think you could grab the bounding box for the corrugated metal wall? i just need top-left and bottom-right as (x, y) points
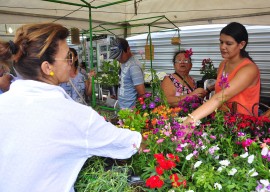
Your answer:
(127, 25), (270, 104)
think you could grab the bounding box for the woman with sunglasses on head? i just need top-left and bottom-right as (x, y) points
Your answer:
(0, 23), (142, 192)
(60, 47), (95, 105)
(161, 49), (207, 107)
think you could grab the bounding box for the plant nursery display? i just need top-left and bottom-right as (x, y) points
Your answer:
(75, 70), (270, 192)
(96, 59), (120, 87)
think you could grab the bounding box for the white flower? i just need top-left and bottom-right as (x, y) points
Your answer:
(219, 160), (230, 166)
(248, 154), (255, 164)
(201, 145), (206, 150)
(214, 183), (222, 190)
(228, 168), (237, 176)
(261, 147), (269, 156)
(260, 179), (270, 186)
(215, 155), (220, 159)
(181, 143), (188, 148)
(217, 166), (225, 172)
(248, 168), (258, 177)
(168, 190), (175, 192)
(202, 132), (208, 138)
(194, 161), (202, 169)
(240, 152), (249, 158)
(186, 190), (194, 192)
(186, 153), (194, 160)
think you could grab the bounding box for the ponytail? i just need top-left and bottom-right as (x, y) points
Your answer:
(240, 49), (253, 62)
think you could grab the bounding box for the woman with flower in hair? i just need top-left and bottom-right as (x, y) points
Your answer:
(0, 23), (142, 192)
(161, 49), (207, 107)
(183, 22), (260, 130)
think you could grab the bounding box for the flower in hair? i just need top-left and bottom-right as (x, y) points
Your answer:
(184, 48), (193, 58)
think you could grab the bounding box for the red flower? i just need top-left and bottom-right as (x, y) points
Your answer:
(166, 153), (180, 162)
(138, 97), (144, 102)
(170, 173), (179, 182)
(184, 48), (193, 58)
(166, 160), (176, 170)
(155, 166), (164, 175)
(170, 174), (185, 188)
(154, 153), (165, 160)
(233, 154), (239, 158)
(146, 175), (164, 189)
(172, 181), (182, 187)
(182, 179), (187, 188)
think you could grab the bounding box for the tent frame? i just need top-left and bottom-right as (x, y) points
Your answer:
(43, 0), (180, 110)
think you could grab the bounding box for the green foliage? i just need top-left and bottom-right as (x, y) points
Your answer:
(96, 60), (120, 86)
(75, 157), (135, 192)
(200, 58), (217, 79)
(117, 109), (148, 132)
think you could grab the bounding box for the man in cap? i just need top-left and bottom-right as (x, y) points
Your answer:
(109, 38), (145, 109)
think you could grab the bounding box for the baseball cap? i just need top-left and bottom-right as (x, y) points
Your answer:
(109, 38), (129, 60)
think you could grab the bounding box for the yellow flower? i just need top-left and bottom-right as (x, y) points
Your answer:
(143, 113), (149, 117)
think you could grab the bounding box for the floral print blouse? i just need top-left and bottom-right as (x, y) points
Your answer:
(168, 74), (196, 96)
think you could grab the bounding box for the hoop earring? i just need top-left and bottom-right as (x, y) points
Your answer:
(49, 71), (54, 76)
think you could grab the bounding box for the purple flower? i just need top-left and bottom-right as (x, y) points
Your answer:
(142, 104), (146, 110)
(149, 102), (156, 109)
(144, 92), (152, 98)
(153, 128), (159, 134)
(237, 132), (246, 137)
(256, 183), (263, 191)
(191, 103), (199, 108)
(175, 130), (185, 137)
(219, 72), (230, 89)
(154, 97), (161, 102)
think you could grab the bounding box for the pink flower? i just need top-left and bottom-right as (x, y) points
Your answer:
(242, 138), (254, 151)
(143, 149), (151, 153)
(264, 138), (270, 144)
(157, 138), (164, 144)
(138, 50), (144, 55)
(210, 135), (216, 140)
(219, 72), (230, 89)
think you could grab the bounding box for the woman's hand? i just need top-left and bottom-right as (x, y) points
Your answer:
(88, 69), (96, 79)
(191, 88), (207, 98)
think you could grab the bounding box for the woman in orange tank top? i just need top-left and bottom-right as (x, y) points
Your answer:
(183, 22), (261, 131)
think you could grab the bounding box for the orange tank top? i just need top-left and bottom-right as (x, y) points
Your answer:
(215, 59), (260, 116)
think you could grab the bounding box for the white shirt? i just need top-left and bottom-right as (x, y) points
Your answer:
(0, 80), (141, 192)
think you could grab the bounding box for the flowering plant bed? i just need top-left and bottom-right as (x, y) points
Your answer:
(118, 94), (270, 191)
(75, 71), (270, 192)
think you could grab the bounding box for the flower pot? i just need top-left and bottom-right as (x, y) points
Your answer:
(109, 85), (118, 98)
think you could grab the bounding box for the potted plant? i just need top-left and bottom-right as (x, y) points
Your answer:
(197, 58), (217, 89)
(96, 59), (120, 97)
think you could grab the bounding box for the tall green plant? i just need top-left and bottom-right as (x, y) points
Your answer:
(96, 60), (120, 87)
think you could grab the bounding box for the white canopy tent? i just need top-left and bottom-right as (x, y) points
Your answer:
(1, 0), (270, 40)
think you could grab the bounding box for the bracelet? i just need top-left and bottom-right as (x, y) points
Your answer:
(188, 113), (197, 123)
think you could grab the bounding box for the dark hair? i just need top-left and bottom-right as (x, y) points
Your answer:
(220, 22), (253, 61)
(172, 50), (192, 64)
(69, 47), (79, 69)
(0, 23), (69, 80)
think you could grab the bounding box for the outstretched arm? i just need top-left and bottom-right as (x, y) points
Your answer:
(184, 63), (259, 125)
